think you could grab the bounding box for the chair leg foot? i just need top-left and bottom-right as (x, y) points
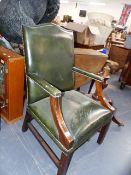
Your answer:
(112, 116), (124, 126)
(22, 112), (32, 132)
(97, 121), (111, 144)
(57, 153), (73, 175)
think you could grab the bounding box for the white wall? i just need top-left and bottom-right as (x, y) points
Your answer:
(58, 1), (131, 26)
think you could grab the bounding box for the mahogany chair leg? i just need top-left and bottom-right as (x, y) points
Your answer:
(97, 121), (111, 144)
(112, 116), (124, 126)
(22, 111), (33, 132)
(57, 152), (73, 175)
(108, 101), (124, 126)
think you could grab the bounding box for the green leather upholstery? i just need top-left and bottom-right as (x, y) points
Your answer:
(28, 73), (62, 97)
(28, 90), (112, 154)
(72, 67), (104, 82)
(22, 23), (112, 155)
(22, 24), (74, 104)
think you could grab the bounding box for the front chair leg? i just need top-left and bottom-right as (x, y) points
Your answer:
(57, 152), (73, 175)
(22, 111), (32, 132)
(97, 121), (111, 144)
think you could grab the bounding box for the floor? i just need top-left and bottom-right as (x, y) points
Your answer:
(0, 73), (131, 175)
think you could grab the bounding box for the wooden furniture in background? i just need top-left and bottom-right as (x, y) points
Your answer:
(74, 48), (107, 89)
(111, 39), (125, 46)
(108, 44), (130, 69)
(0, 46), (24, 123)
(119, 50), (131, 89)
(105, 30), (125, 52)
(74, 42), (104, 50)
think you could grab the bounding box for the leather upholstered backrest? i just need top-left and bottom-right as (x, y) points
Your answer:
(22, 24), (74, 104)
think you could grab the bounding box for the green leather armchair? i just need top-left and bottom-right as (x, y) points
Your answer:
(22, 23), (113, 175)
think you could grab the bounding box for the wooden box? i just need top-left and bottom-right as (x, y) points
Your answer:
(120, 50), (131, 88)
(0, 46), (24, 123)
(109, 44), (130, 69)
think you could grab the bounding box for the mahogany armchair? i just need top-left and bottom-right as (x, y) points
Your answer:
(22, 24), (113, 175)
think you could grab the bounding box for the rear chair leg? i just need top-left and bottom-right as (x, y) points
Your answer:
(97, 121), (111, 144)
(57, 153), (73, 175)
(22, 111), (32, 132)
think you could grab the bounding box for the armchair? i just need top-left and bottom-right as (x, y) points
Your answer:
(22, 23), (113, 175)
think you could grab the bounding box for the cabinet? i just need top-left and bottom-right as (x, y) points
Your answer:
(109, 44), (130, 69)
(0, 46), (24, 123)
(119, 50), (131, 89)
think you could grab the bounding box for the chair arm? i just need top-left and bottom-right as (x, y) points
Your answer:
(72, 67), (104, 82)
(95, 81), (115, 112)
(28, 73), (73, 148)
(50, 96), (74, 149)
(27, 73), (62, 97)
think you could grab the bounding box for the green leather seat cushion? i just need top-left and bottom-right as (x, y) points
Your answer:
(28, 90), (112, 154)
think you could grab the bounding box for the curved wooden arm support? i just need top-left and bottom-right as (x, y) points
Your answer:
(50, 96), (74, 149)
(95, 81), (115, 112)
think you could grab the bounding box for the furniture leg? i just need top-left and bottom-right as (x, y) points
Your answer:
(106, 99), (124, 126)
(120, 82), (126, 90)
(108, 101), (124, 126)
(25, 121), (73, 175)
(27, 122), (59, 167)
(112, 116), (124, 126)
(118, 71), (122, 82)
(88, 79), (95, 94)
(97, 121), (111, 144)
(22, 111), (33, 132)
(57, 153), (73, 175)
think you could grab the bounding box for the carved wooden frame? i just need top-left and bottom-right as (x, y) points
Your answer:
(22, 69), (112, 175)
